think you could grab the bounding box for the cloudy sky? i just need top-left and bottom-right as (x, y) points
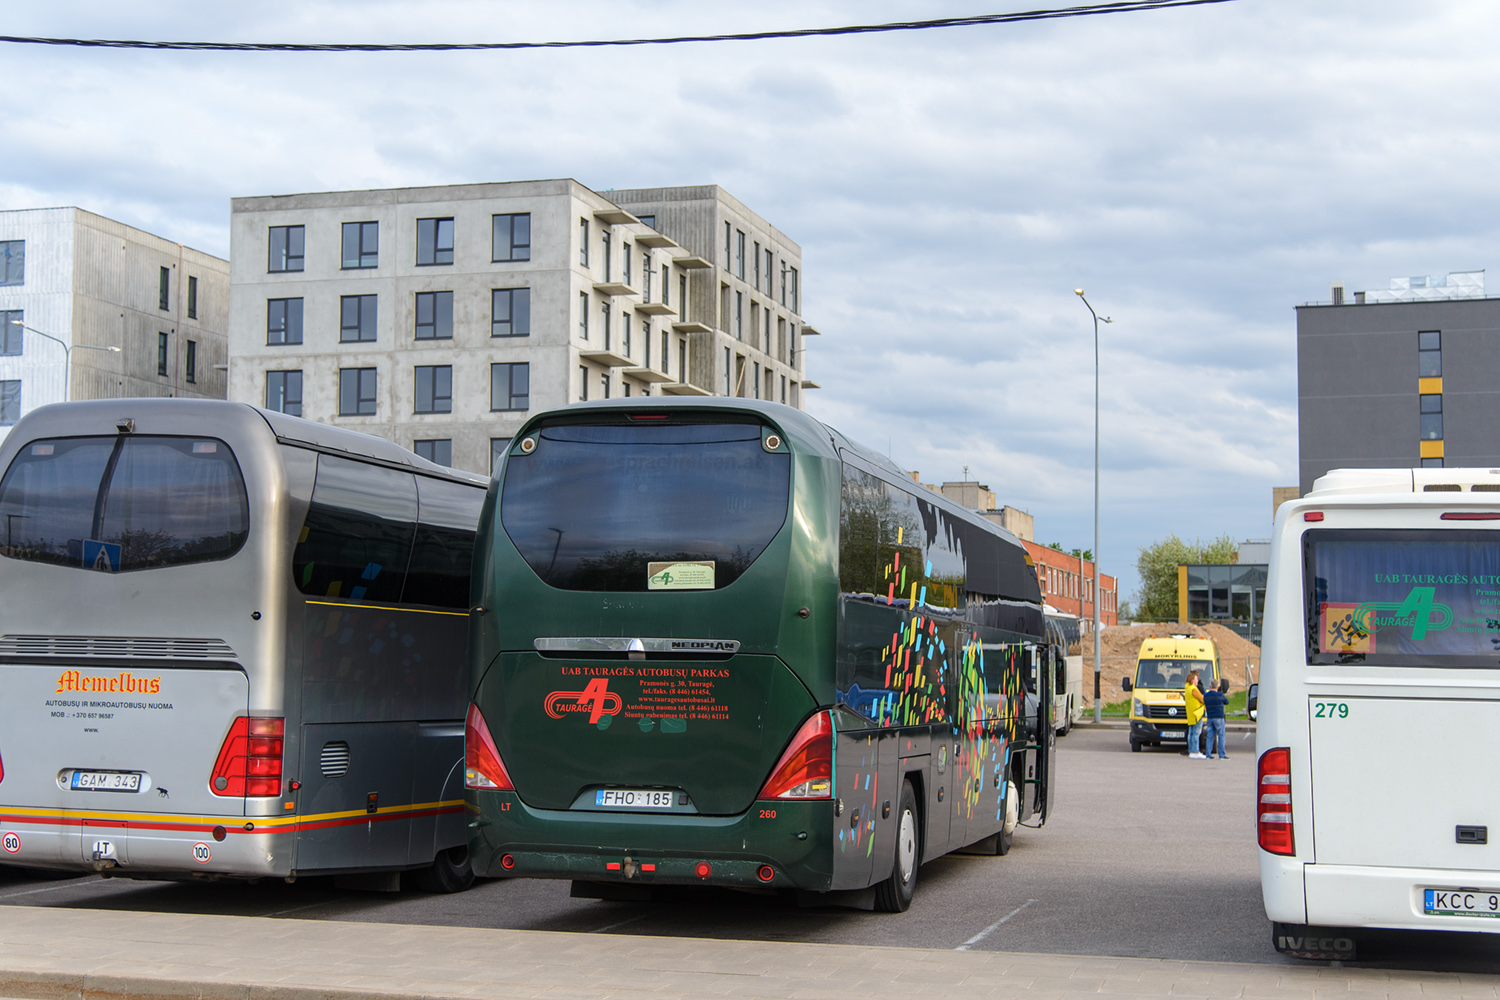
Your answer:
(5, 0), (1497, 603)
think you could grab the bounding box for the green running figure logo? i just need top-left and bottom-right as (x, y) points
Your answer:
(1352, 586), (1453, 641)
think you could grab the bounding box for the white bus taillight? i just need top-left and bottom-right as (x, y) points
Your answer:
(209, 717), (284, 797)
(464, 703), (514, 791)
(1257, 747), (1294, 855)
(759, 711), (833, 800)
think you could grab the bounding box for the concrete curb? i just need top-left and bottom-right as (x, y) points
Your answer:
(0, 969), (398, 1000)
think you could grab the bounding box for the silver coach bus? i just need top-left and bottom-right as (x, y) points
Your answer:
(0, 399), (486, 890)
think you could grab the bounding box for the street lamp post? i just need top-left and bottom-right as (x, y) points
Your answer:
(1074, 290), (1112, 724)
(8, 320), (120, 403)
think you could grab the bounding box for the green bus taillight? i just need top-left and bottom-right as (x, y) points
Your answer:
(758, 711), (833, 800)
(465, 703), (514, 791)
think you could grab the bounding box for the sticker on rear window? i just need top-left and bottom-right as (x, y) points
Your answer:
(648, 561), (715, 590)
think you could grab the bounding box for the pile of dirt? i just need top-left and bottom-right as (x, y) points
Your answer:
(1076, 621), (1261, 706)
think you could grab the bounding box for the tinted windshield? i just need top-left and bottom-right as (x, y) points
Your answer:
(1134, 658), (1214, 689)
(1306, 528), (1500, 667)
(499, 419), (790, 591)
(0, 435), (249, 572)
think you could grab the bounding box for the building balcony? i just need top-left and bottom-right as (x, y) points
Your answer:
(661, 381), (712, 396)
(635, 301), (677, 316)
(802, 324), (822, 336)
(671, 321), (713, 334)
(674, 255), (713, 270)
(636, 233), (679, 249)
(623, 366), (674, 384)
(579, 348), (634, 368)
(595, 208), (636, 225)
(592, 281), (637, 297)
(801, 380), (821, 389)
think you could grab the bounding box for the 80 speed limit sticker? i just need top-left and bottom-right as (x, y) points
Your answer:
(1, 831), (19, 853)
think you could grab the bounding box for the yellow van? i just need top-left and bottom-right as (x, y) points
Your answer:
(1122, 635), (1219, 753)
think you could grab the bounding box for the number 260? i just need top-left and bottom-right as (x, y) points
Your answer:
(1314, 702), (1349, 719)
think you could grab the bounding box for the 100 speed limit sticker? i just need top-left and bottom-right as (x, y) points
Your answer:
(191, 842), (212, 864)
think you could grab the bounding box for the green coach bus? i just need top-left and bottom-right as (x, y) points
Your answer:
(464, 398), (1053, 910)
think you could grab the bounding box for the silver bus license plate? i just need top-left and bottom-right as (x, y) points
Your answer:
(1425, 889), (1500, 917)
(595, 788), (674, 809)
(71, 771), (142, 792)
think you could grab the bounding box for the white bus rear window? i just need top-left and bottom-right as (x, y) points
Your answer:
(1305, 529), (1500, 667)
(0, 435), (249, 572)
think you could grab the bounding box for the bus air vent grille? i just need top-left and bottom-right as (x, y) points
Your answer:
(320, 742), (351, 778)
(0, 635), (237, 660)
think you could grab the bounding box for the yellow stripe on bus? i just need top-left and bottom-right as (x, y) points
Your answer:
(304, 599), (470, 617)
(0, 799), (465, 828)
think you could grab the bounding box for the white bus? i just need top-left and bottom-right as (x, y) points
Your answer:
(1259, 467), (1500, 959)
(0, 399), (487, 891)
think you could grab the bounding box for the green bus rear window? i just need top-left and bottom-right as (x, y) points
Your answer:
(499, 421), (789, 591)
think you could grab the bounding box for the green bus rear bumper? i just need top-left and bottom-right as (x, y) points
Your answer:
(468, 791), (836, 890)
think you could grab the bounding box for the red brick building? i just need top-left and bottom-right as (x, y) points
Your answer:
(1022, 540), (1118, 632)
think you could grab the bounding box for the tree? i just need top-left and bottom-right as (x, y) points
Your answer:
(1135, 533), (1238, 620)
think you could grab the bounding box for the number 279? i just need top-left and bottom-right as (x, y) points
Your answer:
(1314, 702), (1349, 719)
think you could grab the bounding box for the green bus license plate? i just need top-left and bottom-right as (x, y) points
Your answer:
(595, 789), (674, 809)
(71, 770), (141, 792)
(1425, 889), (1500, 917)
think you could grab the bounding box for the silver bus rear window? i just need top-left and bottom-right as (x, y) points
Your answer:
(0, 435), (249, 572)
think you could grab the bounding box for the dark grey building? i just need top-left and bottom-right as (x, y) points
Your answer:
(1296, 271), (1499, 494)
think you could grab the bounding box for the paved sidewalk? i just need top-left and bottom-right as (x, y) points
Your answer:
(0, 905), (1493, 1000)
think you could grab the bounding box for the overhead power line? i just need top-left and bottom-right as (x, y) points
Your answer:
(0, 0), (1239, 53)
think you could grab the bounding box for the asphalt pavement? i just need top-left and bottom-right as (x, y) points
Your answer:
(3, 725), (1498, 975)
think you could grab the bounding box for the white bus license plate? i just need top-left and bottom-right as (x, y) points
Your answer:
(595, 788), (674, 809)
(1424, 889), (1500, 917)
(71, 771), (141, 792)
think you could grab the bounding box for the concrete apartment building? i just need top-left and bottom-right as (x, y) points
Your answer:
(228, 179), (814, 476)
(0, 207), (229, 444)
(1297, 269), (1500, 494)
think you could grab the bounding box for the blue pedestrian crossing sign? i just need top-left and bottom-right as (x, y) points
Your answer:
(83, 540), (121, 573)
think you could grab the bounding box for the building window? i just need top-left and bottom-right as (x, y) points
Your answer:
(735, 291), (743, 340)
(623, 313), (632, 358)
(157, 332), (169, 376)
(0, 380), (18, 423)
(0, 311), (20, 355)
(339, 367), (377, 416)
(661, 330), (670, 375)
(723, 221), (732, 270)
(491, 362), (530, 411)
(579, 291), (589, 340)
(416, 217), (454, 265)
(185, 340), (197, 383)
(735, 230), (746, 280)
(579, 217), (590, 267)
(266, 370), (302, 416)
(267, 298), (303, 345)
(493, 213), (532, 262)
(415, 365), (453, 414)
(159, 267), (171, 311)
(662, 264), (670, 305)
(187, 276), (198, 319)
(637, 214), (655, 228)
(1420, 393), (1443, 440)
(490, 437), (512, 476)
(1422, 458), (1445, 468)
(679, 339), (687, 383)
(414, 290), (453, 340)
(601, 302), (611, 349)
(642, 253), (650, 301)
(1419, 330), (1441, 377)
(601, 230), (611, 281)
(268, 226), (304, 273)
(679, 274), (687, 320)
(788, 266), (799, 314)
(723, 346), (731, 395)
(753, 241), (761, 289)
(492, 288), (530, 337)
(340, 295), (377, 342)
(764, 248), (773, 295)
(580, 364), (589, 401)
(342, 221), (379, 269)
(624, 241), (632, 284)
(414, 439), (452, 467)
(601, 372), (610, 399)
(764, 309), (772, 352)
(781, 374), (787, 404)
(753, 361), (761, 399)
(0, 240), (24, 286)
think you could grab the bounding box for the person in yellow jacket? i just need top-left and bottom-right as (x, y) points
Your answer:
(1184, 669), (1207, 758)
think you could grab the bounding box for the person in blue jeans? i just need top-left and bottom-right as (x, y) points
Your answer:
(1203, 678), (1230, 759)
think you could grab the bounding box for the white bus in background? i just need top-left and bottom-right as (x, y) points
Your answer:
(1258, 467), (1500, 959)
(1044, 607), (1083, 734)
(0, 400), (487, 891)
